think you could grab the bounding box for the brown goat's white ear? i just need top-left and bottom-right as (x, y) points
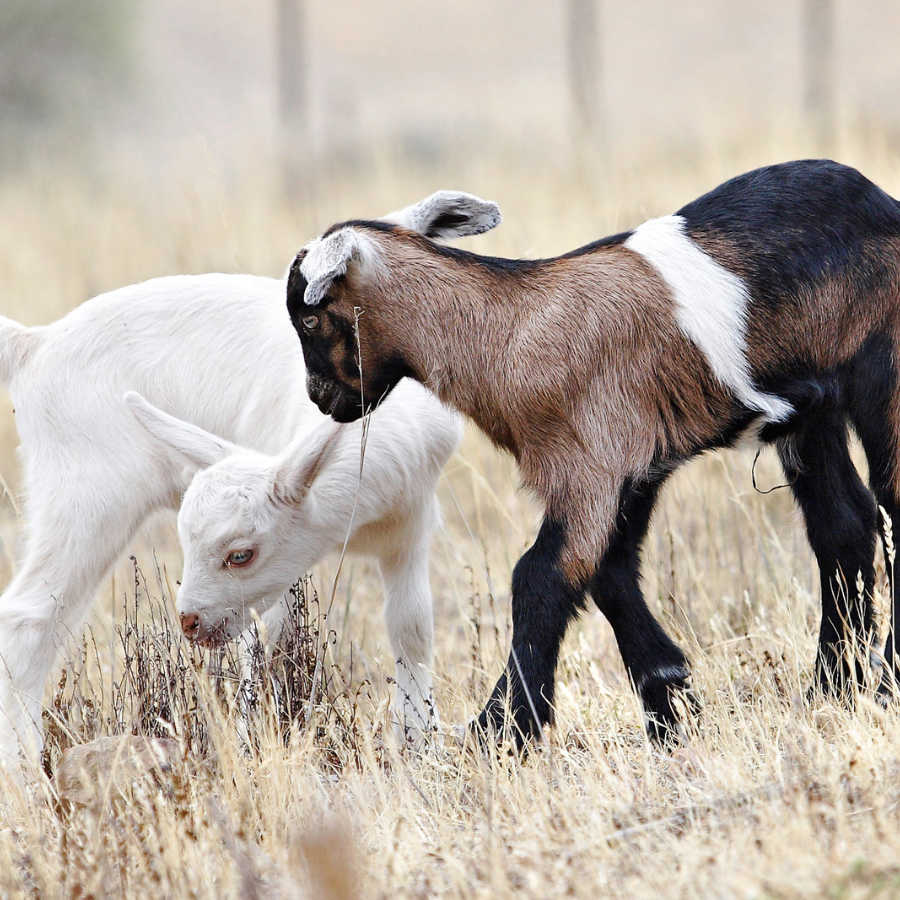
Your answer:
(301, 228), (375, 306)
(273, 419), (344, 505)
(383, 190), (502, 240)
(125, 392), (236, 483)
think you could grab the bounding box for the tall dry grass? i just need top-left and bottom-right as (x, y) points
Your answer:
(2, 134), (900, 897)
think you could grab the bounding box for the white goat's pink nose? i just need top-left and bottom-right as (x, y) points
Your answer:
(180, 612), (200, 639)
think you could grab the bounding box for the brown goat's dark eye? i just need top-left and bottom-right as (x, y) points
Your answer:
(302, 314), (319, 331)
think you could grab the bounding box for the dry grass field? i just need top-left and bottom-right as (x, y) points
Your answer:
(3, 134), (900, 897)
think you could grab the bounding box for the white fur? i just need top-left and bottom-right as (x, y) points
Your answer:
(129, 384), (460, 750)
(625, 216), (793, 422)
(0, 274), (462, 773)
(299, 190), (502, 307)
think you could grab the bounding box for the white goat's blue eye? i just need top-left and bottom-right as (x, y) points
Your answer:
(225, 548), (255, 568)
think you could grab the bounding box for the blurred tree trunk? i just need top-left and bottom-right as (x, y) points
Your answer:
(277, 0), (306, 191)
(566, 0), (603, 153)
(803, 0), (835, 153)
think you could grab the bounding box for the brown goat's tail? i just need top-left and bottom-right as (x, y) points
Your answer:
(0, 316), (39, 385)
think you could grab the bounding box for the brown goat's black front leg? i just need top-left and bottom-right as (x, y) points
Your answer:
(590, 477), (694, 742)
(474, 517), (585, 746)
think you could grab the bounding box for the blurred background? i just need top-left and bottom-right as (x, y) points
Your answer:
(4, 0), (900, 196)
(2, 0), (900, 735)
(3, 0), (900, 300)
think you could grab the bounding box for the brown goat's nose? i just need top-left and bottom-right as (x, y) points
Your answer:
(180, 612), (200, 638)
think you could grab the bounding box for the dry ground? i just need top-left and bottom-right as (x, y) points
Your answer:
(3, 136), (900, 897)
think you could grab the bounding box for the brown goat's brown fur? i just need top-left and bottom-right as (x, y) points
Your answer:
(327, 229), (742, 582)
(316, 225), (900, 585)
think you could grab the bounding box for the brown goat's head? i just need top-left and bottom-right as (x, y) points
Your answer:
(286, 191), (501, 422)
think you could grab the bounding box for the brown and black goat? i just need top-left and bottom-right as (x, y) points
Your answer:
(286, 162), (900, 744)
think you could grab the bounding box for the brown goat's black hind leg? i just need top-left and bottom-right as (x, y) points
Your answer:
(590, 476), (695, 744)
(779, 405), (878, 700)
(474, 517), (584, 748)
(847, 332), (900, 699)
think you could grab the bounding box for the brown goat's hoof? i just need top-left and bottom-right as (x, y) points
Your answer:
(639, 665), (698, 747)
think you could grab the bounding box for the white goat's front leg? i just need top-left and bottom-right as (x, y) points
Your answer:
(377, 519), (439, 749)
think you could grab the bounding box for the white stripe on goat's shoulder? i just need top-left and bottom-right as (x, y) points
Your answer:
(625, 215), (792, 422)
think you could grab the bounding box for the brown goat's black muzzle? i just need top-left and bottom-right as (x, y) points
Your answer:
(306, 373), (364, 423)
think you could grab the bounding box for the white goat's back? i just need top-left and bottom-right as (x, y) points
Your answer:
(9, 275), (318, 457)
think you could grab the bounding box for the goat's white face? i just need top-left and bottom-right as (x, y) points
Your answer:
(125, 392), (341, 647)
(175, 458), (306, 645)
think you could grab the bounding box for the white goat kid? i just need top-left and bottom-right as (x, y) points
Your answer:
(126, 386), (459, 747)
(0, 273), (460, 774)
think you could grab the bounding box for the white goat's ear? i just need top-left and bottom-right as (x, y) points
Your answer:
(125, 392), (236, 481)
(301, 228), (372, 307)
(383, 190), (502, 240)
(273, 419), (344, 506)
